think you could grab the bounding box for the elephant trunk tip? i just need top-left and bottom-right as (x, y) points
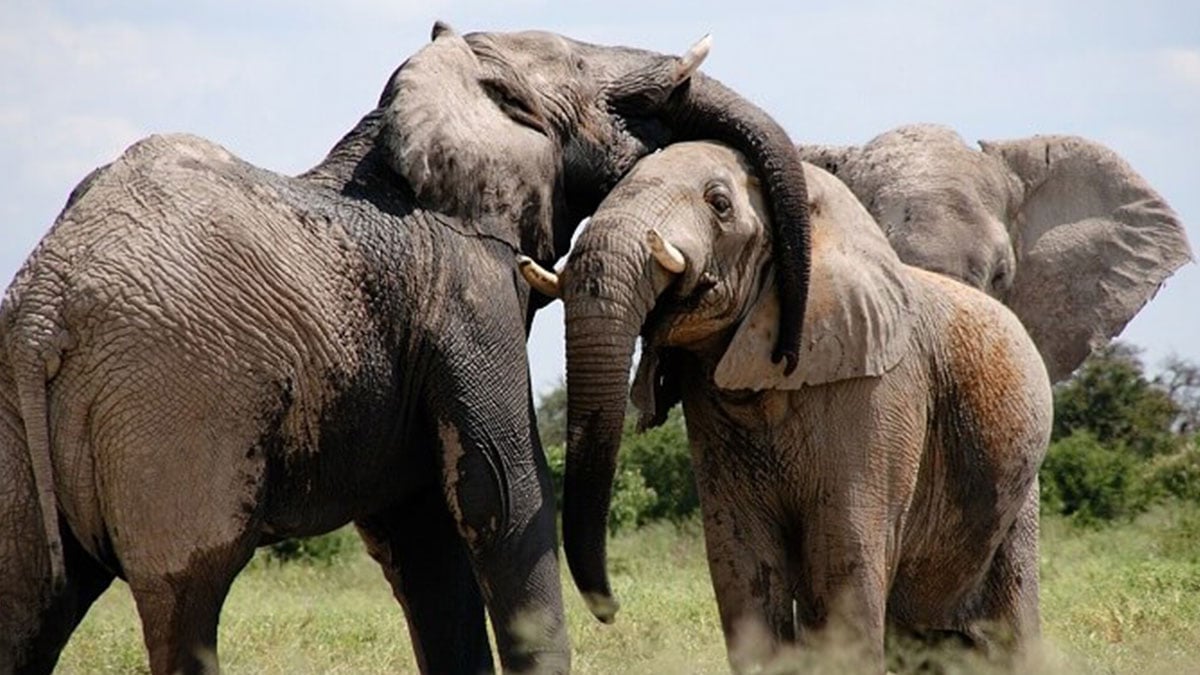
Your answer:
(583, 591), (620, 624)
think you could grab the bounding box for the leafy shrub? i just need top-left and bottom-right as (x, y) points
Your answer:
(1053, 343), (1180, 459)
(1142, 442), (1200, 504)
(609, 465), (658, 533)
(1040, 430), (1147, 525)
(264, 528), (356, 565)
(542, 406), (698, 533)
(620, 408), (698, 524)
(545, 441), (567, 506)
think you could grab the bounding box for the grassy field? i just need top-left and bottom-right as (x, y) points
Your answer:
(56, 505), (1200, 674)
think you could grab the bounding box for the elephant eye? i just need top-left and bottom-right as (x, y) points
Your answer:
(704, 185), (733, 219)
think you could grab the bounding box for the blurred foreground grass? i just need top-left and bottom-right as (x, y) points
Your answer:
(57, 505), (1200, 673)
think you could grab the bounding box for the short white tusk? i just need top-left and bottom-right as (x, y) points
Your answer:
(676, 34), (712, 81)
(646, 229), (687, 274)
(517, 255), (560, 297)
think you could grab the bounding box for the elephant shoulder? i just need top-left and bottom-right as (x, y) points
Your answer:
(104, 134), (249, 185)
(59, 134), (267, 223)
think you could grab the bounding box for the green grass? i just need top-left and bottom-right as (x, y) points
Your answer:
(56, 506), (1200, 673)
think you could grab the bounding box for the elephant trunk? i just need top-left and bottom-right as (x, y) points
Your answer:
(561, 226), (661, 623)
(658, 73), (810, 372)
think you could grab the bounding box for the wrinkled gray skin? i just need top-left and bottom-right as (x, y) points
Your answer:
(0, 23), (812, 675)
(798, 124), (1192, 382)
(554, 142), (1053, 672)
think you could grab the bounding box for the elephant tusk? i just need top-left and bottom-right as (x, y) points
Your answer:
(676, 34), (712, 82)
(517, 255), (560, 297)
(646, 229), (687, 274)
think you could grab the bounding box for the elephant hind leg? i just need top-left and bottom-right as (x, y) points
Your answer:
(2, 518), (115, 674)
(356, 485), (493, 675)
(951, 485), (1042, 667)
(127, 536), (257, 675)
(106, 435), (266, 674)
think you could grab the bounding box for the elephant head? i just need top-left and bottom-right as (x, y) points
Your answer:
(342, 23), (810, 355)
(311, 23), (815, 626)
(798, 124), (1192, 381)
(522, 142), (897, 623)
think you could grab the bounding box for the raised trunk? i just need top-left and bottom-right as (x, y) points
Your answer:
(561, 230), (660, 622)
(659, 73), (810, 373)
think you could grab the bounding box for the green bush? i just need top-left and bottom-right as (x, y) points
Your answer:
(542, 406), (698, 533)
(609, 465), (658, 533)
(619, 408), (698, 524)
(1040, 430), (1147, 525)
(263, 528), (356, 565)
(1052, 343), (1180, 459)
(1142, 442), (1200, 504)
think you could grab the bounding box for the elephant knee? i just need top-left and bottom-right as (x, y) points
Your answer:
(438, 422), (505, 550)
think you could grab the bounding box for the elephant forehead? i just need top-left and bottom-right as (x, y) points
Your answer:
(649, 142), (744, 169)
(466, 30), (572, 58)
(629, 142), (755, 188)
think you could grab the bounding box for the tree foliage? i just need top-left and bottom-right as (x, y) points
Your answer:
(1155, 354), (1200, 435)
(1042, 342), (1200, 526)
(537, 382), (697, 532)
(1052, 343), (1180, 459)
(1039, 430), (1147, 525)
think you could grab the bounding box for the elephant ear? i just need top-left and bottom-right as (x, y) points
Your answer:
(382, 24), (560, 257)
(980, 136), (1193, 381)
(714, 164), (915, 390)
(629, 345), (685, 431)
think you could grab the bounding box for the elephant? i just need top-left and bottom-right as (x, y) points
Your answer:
(522, 142), (1054, 671)
(0, 22), (816, 674)
(797, 124), (1192, 382)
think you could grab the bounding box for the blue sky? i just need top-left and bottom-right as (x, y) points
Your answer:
(2, 1), (1197, 396)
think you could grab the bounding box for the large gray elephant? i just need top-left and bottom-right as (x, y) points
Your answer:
(524, 142), (1053, 671)
(798, 124), (1192, 382)
(0, 23), (815, 674)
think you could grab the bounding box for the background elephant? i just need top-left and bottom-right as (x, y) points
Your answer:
(538, 142), (1053, 671)
(0, 23), (815, 674)
(798, 124), (1192, 382)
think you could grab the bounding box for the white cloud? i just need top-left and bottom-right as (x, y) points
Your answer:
(1159, 48), (1200, 90)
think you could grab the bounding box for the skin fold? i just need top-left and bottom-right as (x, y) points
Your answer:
(798, 124), (1192, 383)
(548, 142), (1055, 672)
(0, 23), (812, 675)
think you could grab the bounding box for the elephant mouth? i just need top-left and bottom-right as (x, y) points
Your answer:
(641, 273), (728, 347)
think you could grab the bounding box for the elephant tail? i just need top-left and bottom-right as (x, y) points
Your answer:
(10, 340), (66, 593)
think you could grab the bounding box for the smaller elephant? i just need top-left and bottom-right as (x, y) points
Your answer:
(798, 124), (1192, 382)
(524, 142), (1054, 671)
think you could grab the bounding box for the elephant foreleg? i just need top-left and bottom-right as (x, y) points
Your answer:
(355, 486), (493, 675)
(438, 415), (566, 673)
(430, 350), (568, 673)
(790, 506), (890, 671)
(698, 501), (795, 674)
